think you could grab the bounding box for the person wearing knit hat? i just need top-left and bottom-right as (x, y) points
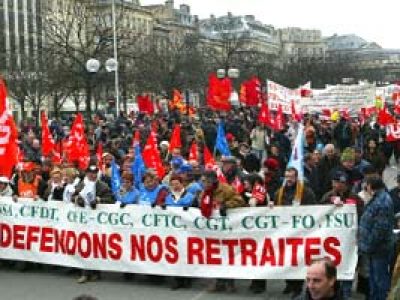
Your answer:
(263, 158), (280, 171)
(341, 147), (355, 162)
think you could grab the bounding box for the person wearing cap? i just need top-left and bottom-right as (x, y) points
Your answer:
(0, 176), (13, 197)
(267, 144), (288, 173)
(73, 164), (114, 284)
(182, 161), (203, 202)
(325, 147), (363, 196)
(321, 171), (363, 213)
(262, 158), (282, 201)
(12, 161), (47, 200)
(73, 164), (114, 209)
(162, 156), (185, 185)
(159, 141), (170, 162)
(220, 156), (244, 187)
(358, 174), (395, 300)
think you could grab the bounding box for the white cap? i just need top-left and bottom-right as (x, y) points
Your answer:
(0, 176), (10, 184)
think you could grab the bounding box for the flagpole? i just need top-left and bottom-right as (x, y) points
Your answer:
(111, 0), (120, 116)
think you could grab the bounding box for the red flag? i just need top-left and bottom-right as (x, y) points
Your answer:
(377, 106), (395, 126)
(258, 101), (271, 126)
(252, 183), (266, 204)
(203, 146), (226, 183)
(96, 142), (103, 170)
(66, 113), (90, 170)
(0, 114), (18, 178)
(207, 73), (232, 111)
(168, 124), (181, 152)
(232, 176), (244, 193)
(300, 82), (312, 97)
(240, 77), (261, 106)
(386, 122), (400, 142)
(169, 89), (184, 110)
(41, 112), (56, 157)
(188, 141), (197, 161)
(142, 130), (165, 179)
(291, 100), (302, 122)
(0, 77), (7, 115)
(137, 94), (154, 115)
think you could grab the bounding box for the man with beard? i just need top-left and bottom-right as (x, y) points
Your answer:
(273, 167), (316, 297)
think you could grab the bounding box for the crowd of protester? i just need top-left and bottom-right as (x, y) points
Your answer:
(1, 106), (400, 300)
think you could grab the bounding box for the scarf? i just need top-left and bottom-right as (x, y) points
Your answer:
(200, 182), (218, 218)
(276, 181), (304, 206)
(170, 189), (185, 202)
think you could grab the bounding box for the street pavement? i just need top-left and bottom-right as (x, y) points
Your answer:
(0, 267), (364, 300)
(0, 164), (397, 300)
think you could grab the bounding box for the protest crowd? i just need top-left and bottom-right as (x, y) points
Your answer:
(1, 77), (400, 300)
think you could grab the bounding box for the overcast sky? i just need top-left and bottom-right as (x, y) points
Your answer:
(141, 0), (400, 49)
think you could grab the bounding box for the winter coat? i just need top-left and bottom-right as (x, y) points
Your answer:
(74, 180), (115, 204)
(317, 155), (340, 195)
(295, 285), (344, 300)
(358, 189), (394, 257)
(199, 182), (247, 209)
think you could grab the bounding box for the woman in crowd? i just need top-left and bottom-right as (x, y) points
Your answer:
(114, 172), (139, 207)
(137, 170), (169, 206)
(43, 167), (65, 201)
(62, 167), (81, 203)
(164, 174), (195, 290)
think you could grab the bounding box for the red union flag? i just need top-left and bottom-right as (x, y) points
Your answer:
(40, 112), (56, 157)
(142, 130), (165, 179)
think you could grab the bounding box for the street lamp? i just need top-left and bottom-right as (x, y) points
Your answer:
(86, 57), (119, 114)
(217, 68), (240, 107)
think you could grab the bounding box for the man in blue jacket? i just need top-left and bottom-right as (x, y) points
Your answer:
(358, 174), (395, 300)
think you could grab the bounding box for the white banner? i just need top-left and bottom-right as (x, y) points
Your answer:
(267, 80), (301, 114)
(0, 198), (358, 280)
(301, 83), (376, 114)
